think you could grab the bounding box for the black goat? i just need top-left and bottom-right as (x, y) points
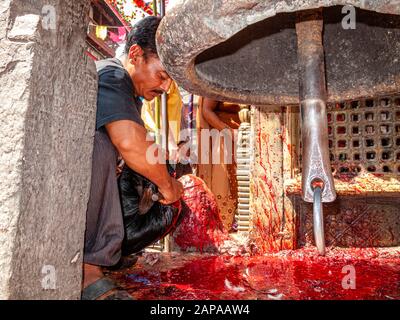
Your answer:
(118, 165), (186, 255)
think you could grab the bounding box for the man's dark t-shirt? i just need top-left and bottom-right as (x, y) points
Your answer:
(95, 58), (144, 130)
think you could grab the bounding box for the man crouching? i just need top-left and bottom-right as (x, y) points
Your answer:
(81, 16), (183, 300)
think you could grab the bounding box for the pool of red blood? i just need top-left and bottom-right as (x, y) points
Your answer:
(107, 247), (400, 300)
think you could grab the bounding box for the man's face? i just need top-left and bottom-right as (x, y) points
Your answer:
(131, 53), (172, 101)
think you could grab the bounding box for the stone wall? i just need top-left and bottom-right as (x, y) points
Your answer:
(0, 0), (97, 299)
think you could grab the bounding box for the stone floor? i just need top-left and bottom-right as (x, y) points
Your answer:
(105, 246), (400, 300)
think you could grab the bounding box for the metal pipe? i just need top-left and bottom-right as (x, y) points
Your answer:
(296, 9), (336, 256)
(160, 0), (166, 17)
(154, 96), (161, 144)
(161, 92), (168, 153)
(188, 94), (194, 130)
(295, 9), (336, 204)
(153, 0), (161, 144)
(152, 0), (158, 16)
(160, 0), (168, 155)
(159, 0), (171, 253)
(313, 186), (325, 255)
(187, 94), (195, 165)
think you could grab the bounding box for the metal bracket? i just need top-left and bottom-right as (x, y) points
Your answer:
(296, 10), (337, 203)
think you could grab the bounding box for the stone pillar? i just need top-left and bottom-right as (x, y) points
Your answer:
(249, 106), (297, 253)
(0, 0), (97, 299)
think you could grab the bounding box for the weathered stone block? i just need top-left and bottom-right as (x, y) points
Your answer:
(250, 106), (291, 252)
(0, 0), (97, 299)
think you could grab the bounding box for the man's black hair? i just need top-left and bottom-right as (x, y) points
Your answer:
(125, 16), (162, 58)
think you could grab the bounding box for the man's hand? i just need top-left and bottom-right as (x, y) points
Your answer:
(158, 177), (184, 205)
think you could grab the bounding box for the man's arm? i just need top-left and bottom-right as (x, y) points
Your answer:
(201, 98), (233, 131)
(105, 120), (183, 204)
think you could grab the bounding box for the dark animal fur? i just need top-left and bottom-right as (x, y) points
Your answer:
(118, 165), (186, 255)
